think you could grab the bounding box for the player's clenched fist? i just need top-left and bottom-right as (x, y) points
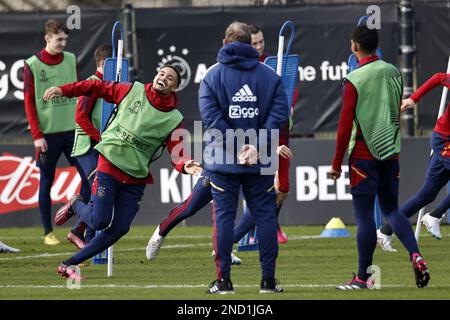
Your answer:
(401, 98), (416, 112)
(327, 168), (341, 181)
(43, 87), (63, 101)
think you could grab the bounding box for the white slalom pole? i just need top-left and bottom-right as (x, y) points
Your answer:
(437, 56), (450, 118)
(415, 210), (425, 242)
(107, 237), (113, 277)
(107, 39), (124, 278)
(115, 39), (123, 82)
(276, 35), (284, 76)
(415, 55), (450, 242)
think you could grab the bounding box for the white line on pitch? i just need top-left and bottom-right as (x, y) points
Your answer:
(0, 234), (344, 241)
(0, 251), (74, 261)
(0, 234), (213, 240)
(0, 283), (420, 290)
(0, 235), (334, 261)
(0, 243), (213, 261)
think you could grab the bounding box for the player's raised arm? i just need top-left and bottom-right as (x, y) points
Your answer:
(43, 80), (132, 106)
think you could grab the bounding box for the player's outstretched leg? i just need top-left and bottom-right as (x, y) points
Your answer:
(146, 226), (165, 260)
(411, 252), (430, 288)
(421, 212), (443, 240)
(379, 192), (430, 289)
(376, 229), (397, 252)
(57, 182), (144, 278)
(0, 241), (20, 253)
(67, 219), (88, 250)
(54, 195), (83, 226)
(146, 174), (213, 260)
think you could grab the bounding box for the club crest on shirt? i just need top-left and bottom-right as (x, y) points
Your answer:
(201, 176), (211, 187)
(38, 153), (47, 164)
(97, 186), (106, 198)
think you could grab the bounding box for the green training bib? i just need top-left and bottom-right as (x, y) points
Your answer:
(95, 82), (183, 178)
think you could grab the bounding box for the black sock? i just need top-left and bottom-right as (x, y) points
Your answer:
(70, 228), (85, 239)
(430, 209), (444, 219)
(380, 223), (393, 236)
(63, 258), (77, 266)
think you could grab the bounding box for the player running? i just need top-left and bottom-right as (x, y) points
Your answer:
(67, 44), (112, 250)
(146, 145), (292, 264)
(43, 65), (202, 278)
(377, 72), (450, 249)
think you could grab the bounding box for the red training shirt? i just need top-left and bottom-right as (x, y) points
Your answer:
(74, 70), (104, 142)
(410, 73), (450, 136)
(59, 80), (189, 184)
(24, 48), (79, 140)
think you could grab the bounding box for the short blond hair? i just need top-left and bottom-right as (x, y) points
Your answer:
(224, 21), (251, 45)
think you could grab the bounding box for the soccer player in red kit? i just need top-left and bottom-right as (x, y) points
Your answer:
(43, 65), (202, 278)
(24, 19), (90, 246)
(378, 73), (450, 245)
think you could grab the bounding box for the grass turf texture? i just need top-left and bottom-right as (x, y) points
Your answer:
(0, 225), (449, 300)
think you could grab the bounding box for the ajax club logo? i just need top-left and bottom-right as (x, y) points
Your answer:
(156, 45), (191, 92)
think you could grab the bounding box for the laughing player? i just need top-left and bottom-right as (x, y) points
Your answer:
(43, 65), (202, 278)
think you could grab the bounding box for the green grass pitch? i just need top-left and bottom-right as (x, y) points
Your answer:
(1, 225), (449, 300)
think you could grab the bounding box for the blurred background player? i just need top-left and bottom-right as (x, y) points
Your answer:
(145, 145), (292, 263)
(0, 240), (20, 253)
(377, 72), (450, 248)
(43, 66), (202, 278)
(67, 44), (112, 250)
(328, 25), (430, 289)
(200, 21), (288, 294)
(23, 19), (90, 246)
(245, 24), (294, 244)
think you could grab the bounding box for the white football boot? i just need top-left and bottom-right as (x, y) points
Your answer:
(0, 240), (20, 253)
(376, 229), (397, 252)
(211, 250), (242, 265)
(421, 213), (442, 240)
(146, 226), (165, 260)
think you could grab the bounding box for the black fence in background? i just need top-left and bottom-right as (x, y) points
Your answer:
(0, 3), (448, 138)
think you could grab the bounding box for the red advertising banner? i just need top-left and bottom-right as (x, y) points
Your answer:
(0, 153), (81, 215)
